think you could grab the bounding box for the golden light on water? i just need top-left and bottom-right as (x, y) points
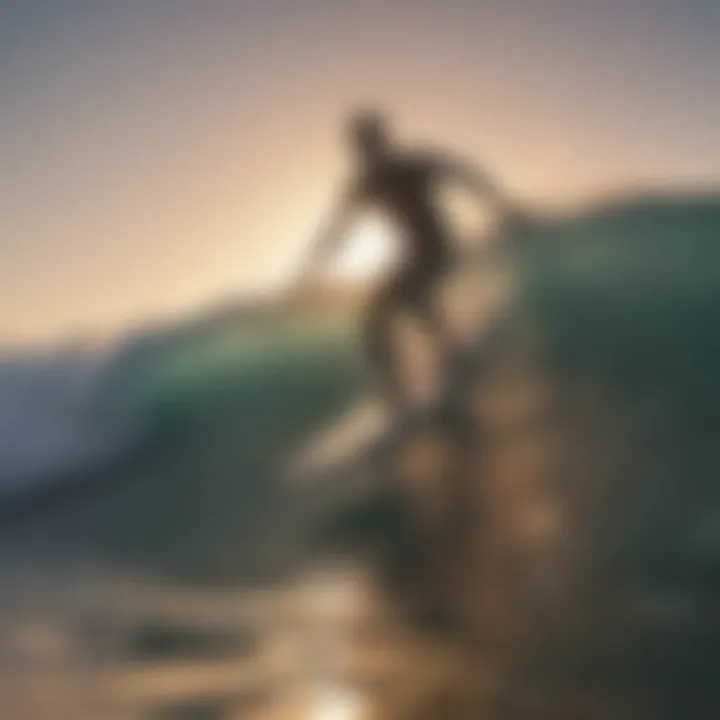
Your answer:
(314, 683), (368, 720)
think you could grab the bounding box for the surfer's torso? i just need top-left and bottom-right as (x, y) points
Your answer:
(353, 152), (451, 264)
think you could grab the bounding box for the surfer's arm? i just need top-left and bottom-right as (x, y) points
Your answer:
(437, 155), (531, 236)
(431, 153), (530, 248)
(438, 156), (506, 208)
(299, 185), (363, 284)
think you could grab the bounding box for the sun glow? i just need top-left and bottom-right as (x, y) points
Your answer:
(314, 683), (367, 720)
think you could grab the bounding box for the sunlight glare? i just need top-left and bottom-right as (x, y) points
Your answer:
(314, 682), (368, 720)
(329, 216), (397, 280)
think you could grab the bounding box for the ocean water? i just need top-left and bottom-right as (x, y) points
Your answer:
(2, 195), (720, 718)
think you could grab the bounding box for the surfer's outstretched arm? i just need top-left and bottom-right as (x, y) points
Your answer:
(437, 155), (530, 240)
(439, 156), (507, 208)
(298, 186), (362, 286)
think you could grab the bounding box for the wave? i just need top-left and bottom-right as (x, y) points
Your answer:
(0, 344), (133, 493)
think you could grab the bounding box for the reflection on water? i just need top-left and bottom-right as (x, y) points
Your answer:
(0, 561), (395, 720)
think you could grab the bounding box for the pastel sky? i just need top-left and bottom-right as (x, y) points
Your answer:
(1, 0), (718, 342)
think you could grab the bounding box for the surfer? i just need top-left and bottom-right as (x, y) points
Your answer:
(297, 110), (515, 408)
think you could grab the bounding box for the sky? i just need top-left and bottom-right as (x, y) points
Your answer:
(0, 0), (718, 343)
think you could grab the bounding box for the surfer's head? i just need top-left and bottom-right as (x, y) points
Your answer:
(348, 109), (391, 163)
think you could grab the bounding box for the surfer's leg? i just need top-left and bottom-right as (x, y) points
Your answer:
(409, 262), (455, 359)
(404, 260), (468, 406)
(362, 271), (412, 406)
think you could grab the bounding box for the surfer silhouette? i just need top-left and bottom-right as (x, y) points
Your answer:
(298, 111), (512, 408)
